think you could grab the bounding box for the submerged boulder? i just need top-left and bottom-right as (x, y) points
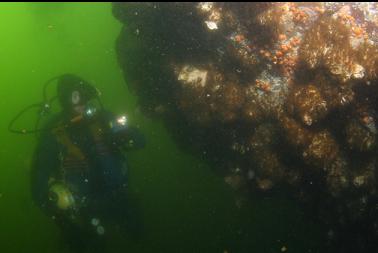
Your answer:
(113, 2), (378, 251)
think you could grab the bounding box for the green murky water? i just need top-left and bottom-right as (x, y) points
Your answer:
(0, 3), (324, 253)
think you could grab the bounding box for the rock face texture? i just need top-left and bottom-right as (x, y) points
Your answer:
(113, 3), (378, 251)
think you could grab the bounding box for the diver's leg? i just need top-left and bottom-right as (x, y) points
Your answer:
(57, 218), (107, 253)
(56, 218), (89, 253)
(95, 155), (143, 239)
(110, 190), (144, 241)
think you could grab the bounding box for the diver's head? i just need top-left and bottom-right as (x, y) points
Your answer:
(57, 74), (98, 115)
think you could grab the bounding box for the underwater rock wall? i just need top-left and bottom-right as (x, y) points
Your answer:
(113, 3), (378, 251)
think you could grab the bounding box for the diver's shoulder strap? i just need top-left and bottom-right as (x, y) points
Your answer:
(51, 123), (86, 161)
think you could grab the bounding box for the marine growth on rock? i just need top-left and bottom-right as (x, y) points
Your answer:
(113, 3), (378, 252)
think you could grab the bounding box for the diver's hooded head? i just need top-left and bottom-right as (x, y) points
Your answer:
(57, 74), (97, 115)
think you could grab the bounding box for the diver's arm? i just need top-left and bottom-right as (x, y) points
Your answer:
(31, 132), (60, 213)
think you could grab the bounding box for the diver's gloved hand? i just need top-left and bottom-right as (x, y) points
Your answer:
(108, 115), (146, 150)
(48, 182), (76, 211)
(117, 126), (146, 150)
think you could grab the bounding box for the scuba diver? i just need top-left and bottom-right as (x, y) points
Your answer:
(12, 74), (145, 252)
